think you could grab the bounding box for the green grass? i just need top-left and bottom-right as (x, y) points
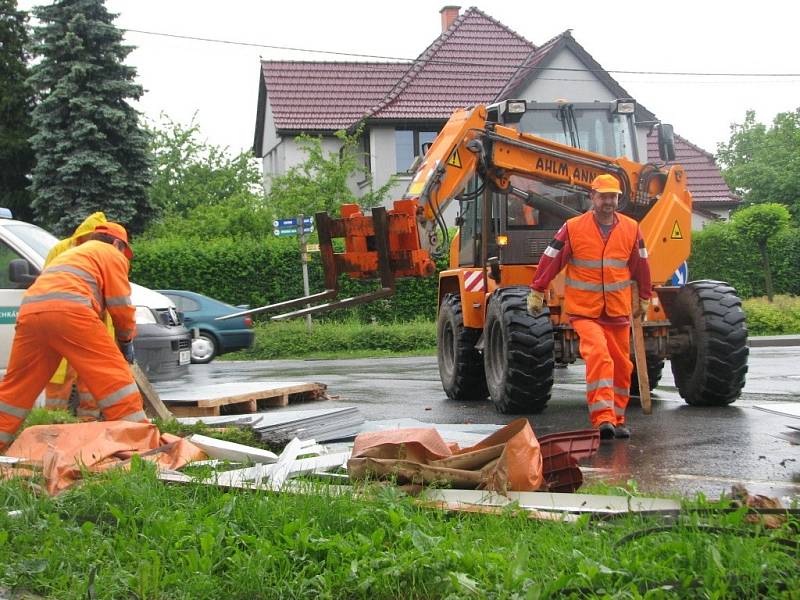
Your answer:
(0, 463), (797, 599)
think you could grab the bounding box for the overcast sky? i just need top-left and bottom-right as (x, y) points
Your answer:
(19, 0), (800, 157)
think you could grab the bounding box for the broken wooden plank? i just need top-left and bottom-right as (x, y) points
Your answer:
(187, 434), (278, 464)
(261, 437), (304, 489)
(131, 363), (173, 420)
(214, 452), (350, 487)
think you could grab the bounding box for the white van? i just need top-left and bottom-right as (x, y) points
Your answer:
(0, 214), (191, 381)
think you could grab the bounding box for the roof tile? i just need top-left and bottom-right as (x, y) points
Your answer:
(647, 132), (740, 206)
(261, 61), (409, 131)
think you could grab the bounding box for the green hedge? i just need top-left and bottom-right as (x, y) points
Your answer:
(742, 295), (800, 336)
(130, 236), (448, 323)
(689, 224), (800, 297)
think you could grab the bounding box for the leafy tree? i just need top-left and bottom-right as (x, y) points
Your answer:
(27, 0), (152, 236)
(731, 203), (791, 301)
(142, 115), (269, 240)
(717, 109), (800, 219)
(267, 126), (393, 219)
(0, 0), (35, 221)
(147, 115), (263, 217)
(142, 193), (274, 242)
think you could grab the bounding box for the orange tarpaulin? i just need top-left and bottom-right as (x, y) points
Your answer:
(348, 418), (544, 492)
(2, 422), (205, 495)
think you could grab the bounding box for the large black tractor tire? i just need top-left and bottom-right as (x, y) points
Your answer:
(483, 286), (555, 414)
(437, 294), (488, 401)
(668, 280), (748, 406)
(630, 356), (665, 397)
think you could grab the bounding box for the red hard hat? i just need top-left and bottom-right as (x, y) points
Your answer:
(94, 222), (133, 260)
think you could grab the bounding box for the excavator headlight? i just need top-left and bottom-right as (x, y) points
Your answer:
(497, 99), (527, 124)
(614, 99), (636, 114)
(495, 234), (509, 246)
(506, 100), (527, 114)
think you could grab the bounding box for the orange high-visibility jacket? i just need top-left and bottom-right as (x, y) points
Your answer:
(564, 211), (639, 318)
(20, 240), (136, 342)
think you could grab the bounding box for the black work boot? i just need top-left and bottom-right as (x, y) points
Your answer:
(614, 424), (631, 439)
(598, 422), (616, 440)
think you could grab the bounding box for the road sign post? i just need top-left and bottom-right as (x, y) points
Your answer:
(273, 215), (315, 332)
(298, 213), (312, 333)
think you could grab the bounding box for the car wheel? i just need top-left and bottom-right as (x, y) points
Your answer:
(191, 332), (218, 364)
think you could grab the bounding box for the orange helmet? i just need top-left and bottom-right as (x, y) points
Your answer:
(94, 222), (133, 260)
(590, 174), (622, 194)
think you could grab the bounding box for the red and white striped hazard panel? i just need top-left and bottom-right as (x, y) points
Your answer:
(463, 271), (485, 292)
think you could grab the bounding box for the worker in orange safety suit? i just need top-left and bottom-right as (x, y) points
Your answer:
(527, 174), (652, 440)
(0, 223), (146, 451)
(43, 212), (111, 420)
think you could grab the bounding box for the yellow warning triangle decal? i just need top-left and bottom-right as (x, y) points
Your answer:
(670, 220), (683, 239)
(447, 149), (462, 168)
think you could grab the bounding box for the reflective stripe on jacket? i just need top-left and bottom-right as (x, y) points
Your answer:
(564, 212), (638, 318)
(20, 240), (136, 342)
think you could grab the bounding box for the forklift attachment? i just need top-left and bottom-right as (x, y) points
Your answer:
(216, 206), (404, 322)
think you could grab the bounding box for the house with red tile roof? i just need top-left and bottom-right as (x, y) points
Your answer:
(254, 6), (738, 228)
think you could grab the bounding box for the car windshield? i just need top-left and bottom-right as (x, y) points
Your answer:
(3, 222), (58, 259)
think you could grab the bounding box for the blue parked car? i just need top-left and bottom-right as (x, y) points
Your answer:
(158, 290), (255, 364)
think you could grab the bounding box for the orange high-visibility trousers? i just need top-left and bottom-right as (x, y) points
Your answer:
(44, 365), (76, 412)
(45, 361), (101, 421)
(572, 318), (632, 428)
(0, 309), (146, 450)
(45, 371), (100, 421)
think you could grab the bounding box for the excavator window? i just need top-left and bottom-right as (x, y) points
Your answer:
(518, 106), (637, 160)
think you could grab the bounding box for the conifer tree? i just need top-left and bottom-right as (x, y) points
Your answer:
(0, 0), (36, 221)
(28, 0), (152, 235)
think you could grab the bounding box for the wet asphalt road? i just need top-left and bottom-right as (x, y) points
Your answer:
(158, 346), (800, 501)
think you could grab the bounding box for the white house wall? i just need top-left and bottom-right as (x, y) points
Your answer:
(516, 47), (651, 162)
(369, 126), (412, 203)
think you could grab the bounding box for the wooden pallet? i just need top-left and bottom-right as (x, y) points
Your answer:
(158, 381), (328, 417)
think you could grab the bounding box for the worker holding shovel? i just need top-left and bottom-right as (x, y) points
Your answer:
(527, 174), (652, 440)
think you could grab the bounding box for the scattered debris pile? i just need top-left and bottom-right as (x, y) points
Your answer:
(347, 418), (599, 493)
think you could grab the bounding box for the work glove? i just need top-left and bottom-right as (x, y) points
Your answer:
(119, 340), (135, 364)
(633, 298), (650, 320)
(527, 290), (546, 316)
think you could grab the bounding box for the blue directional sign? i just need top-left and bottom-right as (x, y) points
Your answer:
(273, 226), (314, 237)
(670, 262), (688, 286)
(273, 217), (313, 229)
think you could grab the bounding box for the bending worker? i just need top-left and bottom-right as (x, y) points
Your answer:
(0, 223), (146, 451)
(527, 174), (651, 440)
(43, 212), (110, 420)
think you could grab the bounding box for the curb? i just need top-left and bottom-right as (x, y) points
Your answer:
(748, 335), (800, 348)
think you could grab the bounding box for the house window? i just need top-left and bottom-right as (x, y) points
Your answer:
(395, 128), (439, 172)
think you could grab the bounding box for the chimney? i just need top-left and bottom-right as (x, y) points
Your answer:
(440, 5), (460, 32)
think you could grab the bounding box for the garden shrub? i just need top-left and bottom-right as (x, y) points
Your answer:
(742, 295), (800, 336)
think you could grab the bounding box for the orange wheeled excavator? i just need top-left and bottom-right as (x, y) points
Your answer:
(231, 99), (748, 413)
